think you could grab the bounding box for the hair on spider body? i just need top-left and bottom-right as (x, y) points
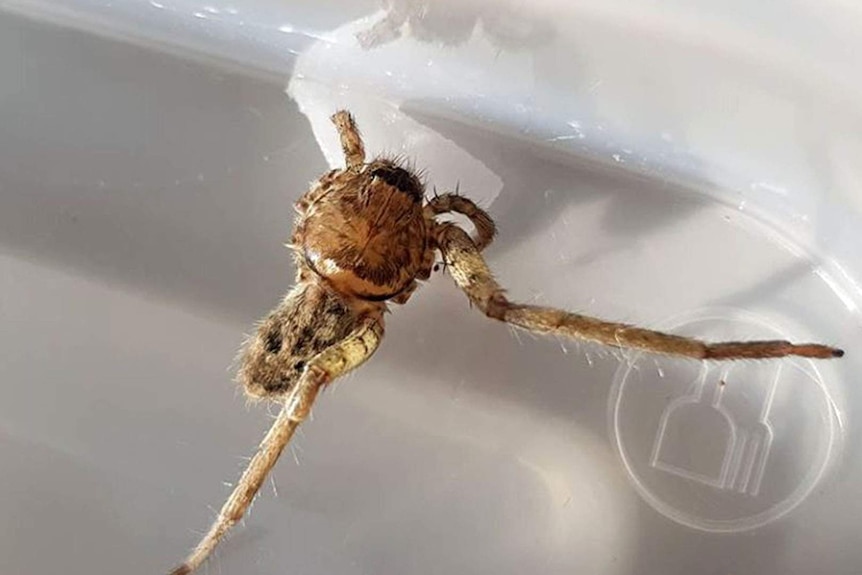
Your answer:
(238, 282), (357, 398)
(368, 164), (422, 198)
(168, 110), (844, 575)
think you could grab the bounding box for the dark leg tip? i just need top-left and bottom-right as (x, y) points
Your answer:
(833, 348), (845, 358)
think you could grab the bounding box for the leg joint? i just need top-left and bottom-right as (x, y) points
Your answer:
(485, 292), (508, 320)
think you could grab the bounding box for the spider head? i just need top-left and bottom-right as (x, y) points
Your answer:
(364, 159), (424, 203)
(294, 157), (429, 303)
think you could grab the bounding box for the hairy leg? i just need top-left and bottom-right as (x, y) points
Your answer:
(169, 318), (384, 575)
(331, 110), (366, 169)
(436, 224), (843, 360)
(426, 192), (496, 251)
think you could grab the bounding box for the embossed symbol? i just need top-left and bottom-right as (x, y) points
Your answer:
(650, 364), (781, 497)
(610, 310), (840, 532)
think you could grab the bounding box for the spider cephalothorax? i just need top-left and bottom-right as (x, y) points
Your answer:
(169, 110), (843, 575)
(294, 158), (430, 301)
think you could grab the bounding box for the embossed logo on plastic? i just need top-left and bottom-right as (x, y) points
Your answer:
(610, 310), (839, 532)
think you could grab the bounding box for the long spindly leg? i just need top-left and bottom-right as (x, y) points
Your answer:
(331, 110), (366, 170)
(436, 224), (844, 360)
(169, 318), (384, 575)
(426, 192), (496, 251)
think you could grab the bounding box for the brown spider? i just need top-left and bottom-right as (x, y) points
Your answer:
(168, 110), (843, 574)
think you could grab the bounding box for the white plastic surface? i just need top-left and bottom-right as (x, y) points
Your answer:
(0, 2), (860, 574)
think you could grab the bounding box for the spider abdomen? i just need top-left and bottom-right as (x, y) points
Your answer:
(297, 161), (428, 301)
(238, 283), (356, 398)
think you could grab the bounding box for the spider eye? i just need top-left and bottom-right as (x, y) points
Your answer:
(294, 360), (306, 372)
(370, 165), (422, 201)
(264, 329), (283, 354)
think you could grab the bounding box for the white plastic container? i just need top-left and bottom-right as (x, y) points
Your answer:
(0, 2), (859, 574)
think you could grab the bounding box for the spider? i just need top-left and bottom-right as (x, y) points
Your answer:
(168, 110), (844, 574)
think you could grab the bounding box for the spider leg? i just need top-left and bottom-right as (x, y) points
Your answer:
(331, 110), (366, 169)
(390, 244), (437, 306)
(426, 193), (496, 251)
(168, 318), (384, 575)
(436, 224), (843, 360)
(391, 280), (419, 305)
